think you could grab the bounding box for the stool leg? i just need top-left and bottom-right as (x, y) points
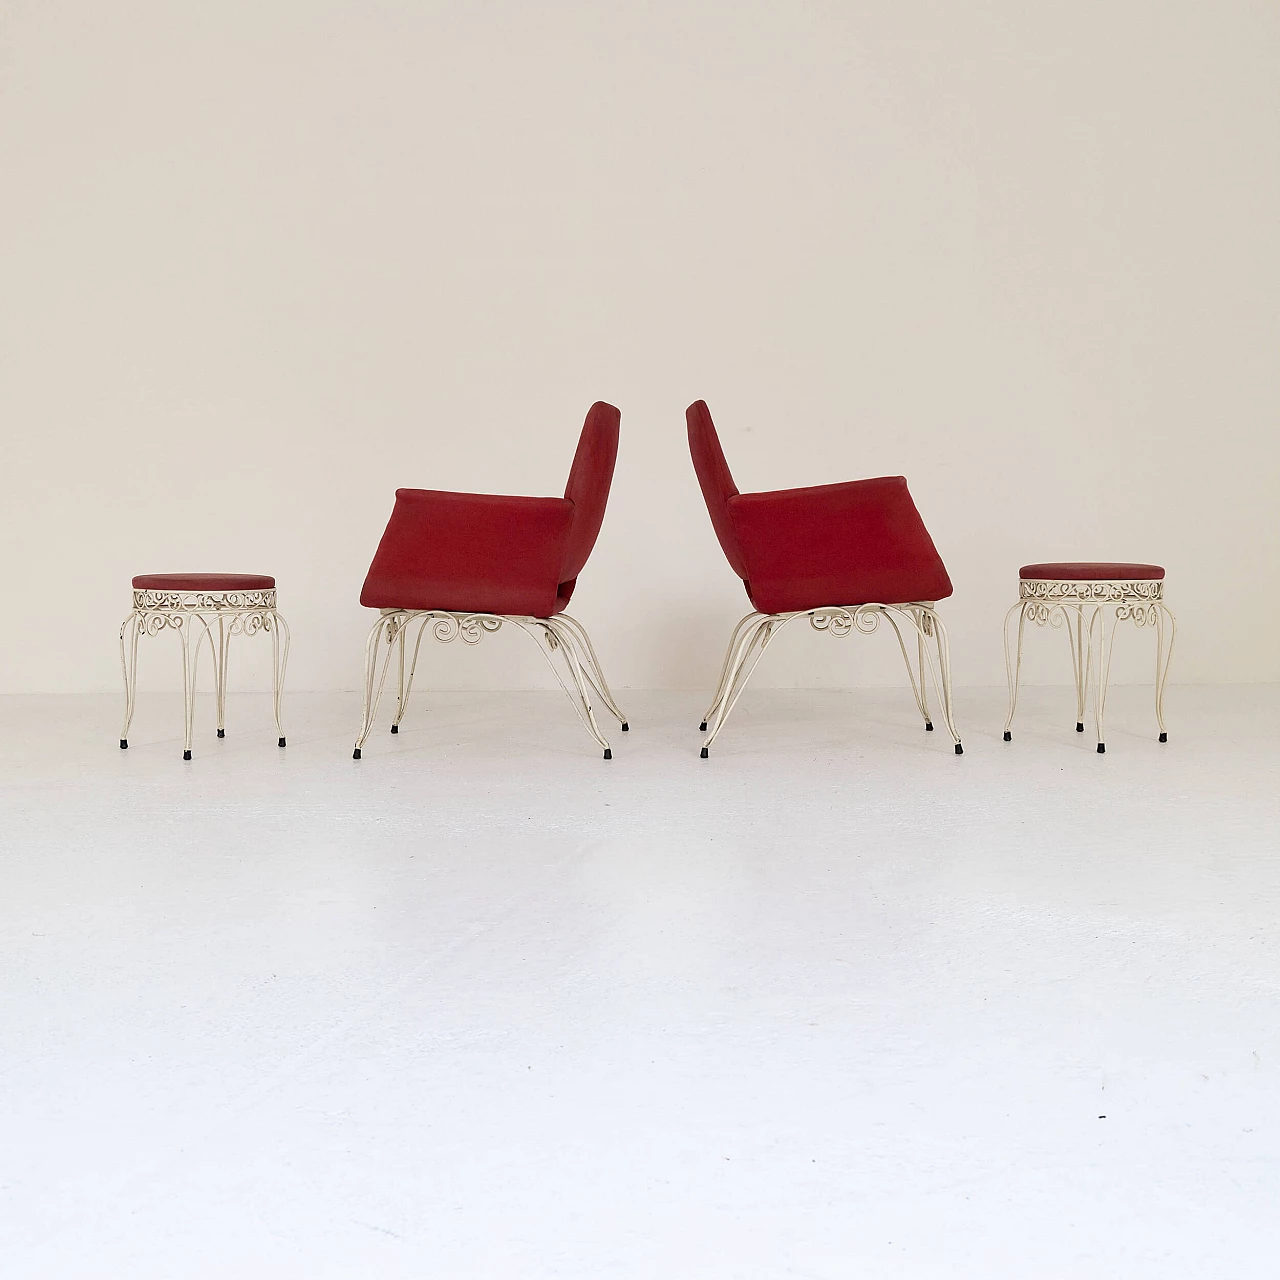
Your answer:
(1088, 605), (1118, 753)
(1001, 600), (1027, 741)
(214, 615), (229, 738)
(271, 611), (290, 748)
(180, 621), (197, 760)
(1065, 605), (1088, 733)
(118, 612), (141, 749)
(1154, 602), (1176, 742)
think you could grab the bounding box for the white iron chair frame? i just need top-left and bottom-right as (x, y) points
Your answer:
(1002, 578), (1175, 753)
(119, 588), (290, 759)
(698, 602), (962, 757)
(352, 609), (628, 760)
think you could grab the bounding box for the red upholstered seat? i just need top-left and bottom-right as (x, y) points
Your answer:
(360, 402), (620, 618)
(133, 573), (275, 591)
(1020, 562), (1164, 580)
(686, 400), (952, 614)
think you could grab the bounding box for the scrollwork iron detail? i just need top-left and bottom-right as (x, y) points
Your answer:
(810, 607), (883, 637)
(352, 610), (625, 759)
(1024, 600), (1160, 629)
(132, 589), (277, 611)
(431, 613), (503, 645)
(1004, 582), (1175, 749)
(119, 592), (290, 757)
(1019, 579), (1162, 604)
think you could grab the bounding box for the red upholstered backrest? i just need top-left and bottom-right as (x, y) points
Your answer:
(561, 401), (621, 583)
(686, 400), (749, 579)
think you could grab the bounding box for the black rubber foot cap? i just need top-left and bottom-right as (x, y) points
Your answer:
(1159, 732), (1167, 743)
(954, 743), (964, 755)
(700, 746), (709, 759)
(217, 729), (225, 738)
(925, 721), (934, 731)
(278, 737), (286, 748)
(1097, 743), (1106, 754)
(699, 721), (708, 732)
(603, 748), (612, 760)
(1003, 730), (1011, 742)
(182, 750), (192, 761)
(352, 748), (362, 760)
(1076, 722), (1085, 732)
(390, 724), (398, 734)
(621, 722), (629, 732)
(119, 739), (128, 750)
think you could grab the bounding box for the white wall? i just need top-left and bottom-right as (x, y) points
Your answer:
(2, 0), (1277, 695)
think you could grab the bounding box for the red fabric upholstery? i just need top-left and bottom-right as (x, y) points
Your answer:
(687, 403), (953, 614)
(1020, 562), (1164, 580)
(730, 480), (953, 613)
(360, 491), (574, 616)
(360, 403), (620, 618)
(133, 573), (275, 591)
(686, 400), (748, 579)
(561, 402), (621, 586)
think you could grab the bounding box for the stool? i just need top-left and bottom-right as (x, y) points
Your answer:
(1002, 562), (1175, 753)
(119, 574), (290, 760)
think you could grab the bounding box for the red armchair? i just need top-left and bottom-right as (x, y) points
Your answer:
(687, 399), (962, 755)
(353, 402), (627, 759)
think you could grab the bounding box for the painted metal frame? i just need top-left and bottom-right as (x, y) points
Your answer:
(119, 588), (290, 759)
(698, 602), (962, 757)
(352, 610), (628, 760)
(1002, 578), (1175, 752)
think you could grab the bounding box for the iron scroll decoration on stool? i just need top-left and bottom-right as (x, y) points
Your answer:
(119, 574), (290, 760)
(1002, 563), (1175, 753)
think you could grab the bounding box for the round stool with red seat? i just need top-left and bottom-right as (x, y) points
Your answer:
(1002, 562), (1175, 753)
(119, 573), (290, 760)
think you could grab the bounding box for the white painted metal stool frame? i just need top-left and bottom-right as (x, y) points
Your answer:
(1002, 577), (1175, 753)
(119, 587), (290, 759)
(352, 609), (628, 760)
(698, 602), (963, 757)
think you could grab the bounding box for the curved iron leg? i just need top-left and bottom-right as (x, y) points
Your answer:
(1154, 603), (1176, 741)
(910, 606), (961, 751)
(516, 617), (612, 756)
(271, 611), (290, 747)
(885, 608), (932, 730)
(700, 613), (764, 730)
(1064, 606), (1088, 731)
(702, 615), (783, 753)
(213, 615), (229, 737)
(118, 612), (141, 748)
(353, 613), (404, 757)
(1088, 606), (1117, 753)
(1002, 600), (1028, 740)
(554, 613), (629, 728)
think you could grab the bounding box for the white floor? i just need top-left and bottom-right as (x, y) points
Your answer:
(1, 684), (1278, 1278)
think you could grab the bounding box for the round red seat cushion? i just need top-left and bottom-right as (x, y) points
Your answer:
(132, 573), (276, 591)
(1019, 562), (1163, 580)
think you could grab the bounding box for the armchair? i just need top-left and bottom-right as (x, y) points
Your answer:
(687, 399), (962, 756)
(353, 402), (627, 759)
